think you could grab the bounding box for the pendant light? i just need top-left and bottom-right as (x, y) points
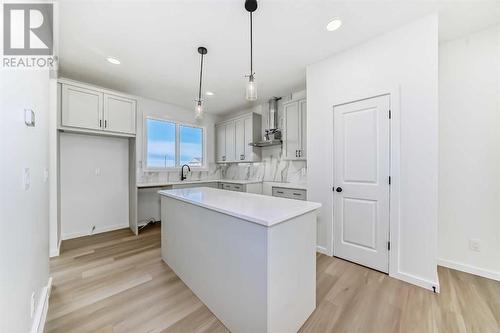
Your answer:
(195, 46), (207, 120)
(245, 0), (258, 101)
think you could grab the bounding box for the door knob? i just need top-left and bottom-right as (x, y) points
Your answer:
(336, 187), (343, 192)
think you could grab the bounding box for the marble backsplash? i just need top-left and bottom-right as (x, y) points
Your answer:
(222, 146), (307, 183)
(137, 146), (307, 184)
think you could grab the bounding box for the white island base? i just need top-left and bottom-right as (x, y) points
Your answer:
(160, 188), (320, 333)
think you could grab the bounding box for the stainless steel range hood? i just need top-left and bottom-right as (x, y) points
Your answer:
(248, 139), (282, 147)
(249, 97), (282, 147)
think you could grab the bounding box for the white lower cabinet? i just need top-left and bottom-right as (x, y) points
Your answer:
(219, 182), (262, 194)
(60, 81), (136, 136)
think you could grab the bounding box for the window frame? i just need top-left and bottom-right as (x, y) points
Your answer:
(143, 116), (207, 171)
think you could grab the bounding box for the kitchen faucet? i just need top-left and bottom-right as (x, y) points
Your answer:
(180, 164), (191, 181)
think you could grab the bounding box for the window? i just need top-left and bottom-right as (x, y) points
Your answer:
(145, 117), (205, 169)
(179, 125), (203, 167)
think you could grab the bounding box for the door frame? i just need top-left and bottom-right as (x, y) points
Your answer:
(331, 86), (401, 278)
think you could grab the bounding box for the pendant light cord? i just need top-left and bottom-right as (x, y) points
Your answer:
(250, 12), (253, 77)
(198, 53), (204, 101)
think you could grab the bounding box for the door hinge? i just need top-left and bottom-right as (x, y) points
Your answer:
(389, 110), (392, 119)
(388, 241), (391, 251)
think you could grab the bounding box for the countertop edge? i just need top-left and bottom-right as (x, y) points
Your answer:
(159, 189), (321, 227)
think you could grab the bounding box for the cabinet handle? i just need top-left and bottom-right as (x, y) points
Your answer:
(99, 119), (102, 128)
(298, 150), (301, 158)
(293, 193), (301, 196)
(104, 120), (107, 128)
(277, 191), (284, 194)
(240, 154), (244, 160)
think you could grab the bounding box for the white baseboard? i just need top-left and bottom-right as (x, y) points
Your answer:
(49, 239), (62, 258)
(438, 258), (500, 282)
(30, 277), (52, 333)
(390, 271), (440, 293)
(62, 223), (129, 240)
(316, 245), (330, 255)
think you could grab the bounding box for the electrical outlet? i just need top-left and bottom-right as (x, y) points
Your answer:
(43, 168), (49, 183)
(30, 292), (35, 318)
(469, 239), (481, 252)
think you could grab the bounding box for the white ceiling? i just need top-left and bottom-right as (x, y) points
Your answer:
(58, 0), (500, 114)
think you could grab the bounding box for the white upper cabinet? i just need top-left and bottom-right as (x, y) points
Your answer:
(103, 94), (136, 135)
(235, 118), (245, 161)
(225, 121), (236, 162)
(216, 125), (227, 162)
(216, 113), (261, 163)
(283, 98), (306, 160)
(61, 84), (103, 131)
(60, 81), (136, 136)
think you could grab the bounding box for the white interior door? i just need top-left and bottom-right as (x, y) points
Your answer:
(333, 94), (390, 273)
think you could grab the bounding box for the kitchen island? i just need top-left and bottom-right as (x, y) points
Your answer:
(159, 187), (321, 333)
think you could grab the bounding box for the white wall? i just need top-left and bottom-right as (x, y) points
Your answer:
(307, 14), (439, 289)
(0, 70), (51, 332)
(438, 25), (500, 280)
(49, 78), (60, 256)
(60, 133), (130, 239)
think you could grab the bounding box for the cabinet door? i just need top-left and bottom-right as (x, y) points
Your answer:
(243, 116), (254, 162)
(61, 84), (103, 130)
(103, 94), (136, 134)
(283, 101), (300, 160)
(299, 99), (307, 159)
(225, 121), (236, 162)
(216, 125), (226, 162)
(235, 118), (246, 162)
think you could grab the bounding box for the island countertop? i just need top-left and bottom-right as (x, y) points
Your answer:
(159, 187), (321, 227)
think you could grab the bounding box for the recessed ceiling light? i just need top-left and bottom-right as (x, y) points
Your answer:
(106, 57), (121, 65)
(326, 18), (342, 32)
(206, 91), (214, 96)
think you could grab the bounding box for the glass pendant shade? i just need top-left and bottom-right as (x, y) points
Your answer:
(195, 101), (203, 120)
(246, 76), (257, 101)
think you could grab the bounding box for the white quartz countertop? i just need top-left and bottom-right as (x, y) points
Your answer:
(137, 179), (262, 188)
(263, 181), (308, 190)
(159, 187), (321, 227)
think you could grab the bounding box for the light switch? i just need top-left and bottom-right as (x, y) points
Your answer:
(24, 168), (31, 191)
(24, 109), (35, 127)
(95, 168), (101, 176)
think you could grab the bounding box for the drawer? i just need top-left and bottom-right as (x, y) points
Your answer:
(220, 182), (246, 192)
(272, 187), (307, 201)
(230, 184), (245, 192)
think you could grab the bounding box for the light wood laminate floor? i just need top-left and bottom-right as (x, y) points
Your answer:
(46, 225), (500, 333)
